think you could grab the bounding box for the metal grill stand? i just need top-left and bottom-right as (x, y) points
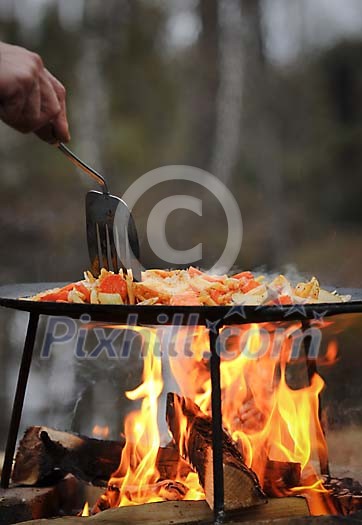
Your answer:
(0, 312), (227, 523)
(0, 305), (352, 523)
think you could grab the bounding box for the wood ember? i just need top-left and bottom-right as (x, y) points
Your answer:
(12, 426), (125, 486)
(322, 475), (362, 516)
(92, 445), (192, 512)
(263, 460), (301, 496)
(93, 479), (189, 513)
(156, 445), (192, 481)
(166, 392), (266, 511)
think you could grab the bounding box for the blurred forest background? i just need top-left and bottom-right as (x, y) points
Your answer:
(0, 0), (362, 479)
(0, 0), (362, 281)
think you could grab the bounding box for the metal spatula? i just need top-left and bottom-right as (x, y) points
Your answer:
(58, 143), (141, 281)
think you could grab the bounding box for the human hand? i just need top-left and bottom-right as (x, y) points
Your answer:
(0, 42), (70, 143)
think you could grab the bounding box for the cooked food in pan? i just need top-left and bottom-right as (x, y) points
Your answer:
(25, 267), (351, 306)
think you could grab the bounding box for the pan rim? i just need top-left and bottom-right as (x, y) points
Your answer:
(0, 282), (361, 325)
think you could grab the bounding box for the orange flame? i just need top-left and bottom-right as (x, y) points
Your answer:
(102, 322), (337, 515)
(107, 328), (204, 507)
(108, 329), (163, 506)
(92, 425), (110, 439)
(319, 339), (339, 366)
(168, 323), (334, 513)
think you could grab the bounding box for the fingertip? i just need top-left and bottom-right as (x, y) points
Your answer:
(60, 122), (71, 143)
(63, 124), (71, 143)
(49, 112), (70, 143)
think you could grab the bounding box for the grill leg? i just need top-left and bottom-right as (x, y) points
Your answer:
(209, 325), (225, 523)
(301, 320), (330, 477)
(1, 312), (40, 489)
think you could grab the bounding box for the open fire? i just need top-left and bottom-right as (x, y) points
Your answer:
(3, 311), (362, 523)
(85, 321), (344, 516)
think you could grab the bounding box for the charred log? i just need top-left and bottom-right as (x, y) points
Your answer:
(322, 475), (362, 516)
(13, 427), (190, 490)
(12, 426), (125, 486)
(93, 479), (189, 513)
(166, 393), (265, 511)
(263, 460), (301, 497)
(156, 445), (192, 481)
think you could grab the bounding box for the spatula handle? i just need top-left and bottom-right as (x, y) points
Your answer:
(58, 142), (109, 194)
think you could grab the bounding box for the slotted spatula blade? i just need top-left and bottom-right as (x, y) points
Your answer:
(57, 143), (141, 281)
(86, 190), (141, 280)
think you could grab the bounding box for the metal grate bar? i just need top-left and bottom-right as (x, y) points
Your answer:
(302, 320), (330, 477)
(1, 312), (40, 488)
(209, 324), (225, 523)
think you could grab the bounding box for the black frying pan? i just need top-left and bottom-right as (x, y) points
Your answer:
(0, 282), (361, 325)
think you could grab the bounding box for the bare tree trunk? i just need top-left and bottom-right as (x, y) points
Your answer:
(189, 0), (219, 171)
(72, 0), (110, 184)
(240, 0), (289, 266)
(211, 0), (243, 185)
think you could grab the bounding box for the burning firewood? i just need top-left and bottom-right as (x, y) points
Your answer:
(322, 475), (362, 516)
(93, 480), (189, 513)
(12, 427), (191, 491)
(12, 426), (125, 486)
(156, 445), (192, 481)
(166, 393), (266, 511)
(263, 460), (301, 497)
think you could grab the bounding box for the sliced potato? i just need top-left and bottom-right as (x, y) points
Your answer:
(295, 277), (320, 300)
(98, 292), (123, 305)
(137, 297), (160, 305)
(232, 285), (268, 305)
(68, 289), (85, 304)
(90, 289), (100, 304)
